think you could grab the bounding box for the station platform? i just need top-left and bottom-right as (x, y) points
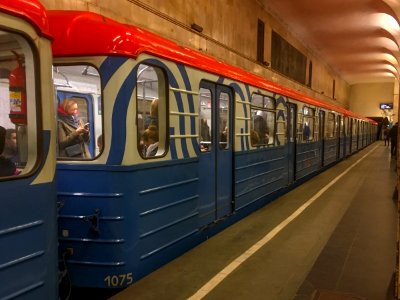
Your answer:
(109, 142), (397, 300)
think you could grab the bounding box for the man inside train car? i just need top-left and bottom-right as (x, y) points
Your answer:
(0, 126), (18, 176)
(254, 111), (267, 144)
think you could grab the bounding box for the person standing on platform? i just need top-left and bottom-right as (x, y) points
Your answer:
(384, 126), (390, 146)
(390, 122), (398, 156)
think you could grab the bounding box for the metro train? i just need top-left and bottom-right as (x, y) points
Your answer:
(0, 1), (58, 299)
(45, 10), (377, 291)
(0, 5), (377, 298)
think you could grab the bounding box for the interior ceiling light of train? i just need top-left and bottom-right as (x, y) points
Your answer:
(262, 0), (400, 84)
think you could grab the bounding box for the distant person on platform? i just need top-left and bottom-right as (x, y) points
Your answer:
(384, 126), (390, 146)
(390, 122), (398, 156)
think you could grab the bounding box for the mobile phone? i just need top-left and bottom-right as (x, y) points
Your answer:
(84, 122), (89, 129)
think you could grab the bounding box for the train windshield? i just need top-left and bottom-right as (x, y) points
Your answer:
(0, 29), (38, 177)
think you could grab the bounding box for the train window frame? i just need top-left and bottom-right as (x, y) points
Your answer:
(218, 91), (230, 150)
(0, 28), (40, 179)
(199, 87), (212, 152)
(301, 106), (315, 143)
(250, 93), (276, 147)
(136, 63), (168, 159)
(53, 64), (103, 161)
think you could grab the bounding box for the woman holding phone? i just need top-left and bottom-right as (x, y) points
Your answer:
(57, 98), (91, 158)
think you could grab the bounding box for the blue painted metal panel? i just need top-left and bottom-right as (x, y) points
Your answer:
(296, 142), (321, 180)
(57, 160), (200, 288)
(351, 136), (358, 154)
(0, 131), (58, 300)
(345, 136), (351, 156)
(235, 147), (287, 211)
(323, 138), (338, 166)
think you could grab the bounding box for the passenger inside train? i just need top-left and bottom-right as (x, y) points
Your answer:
(200, 118), (211, 152)
(141, 125), (159, 157)
(0, 126), (17, 177)
(2, 128), (18, 164)
(57, 98), (91, 159)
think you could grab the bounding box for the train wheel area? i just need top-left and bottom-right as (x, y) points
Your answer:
(102, 142), (397, 300)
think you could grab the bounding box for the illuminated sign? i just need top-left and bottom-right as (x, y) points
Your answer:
(380, 103), (393, 109)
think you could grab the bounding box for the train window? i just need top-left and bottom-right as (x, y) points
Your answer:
(54, 65), (102, 160)
(326, 112), (335, 138)
(344, 117), (349, 136)
(337, 115), (342, 138)
(352, 119), (357, 135)
(219, 92), (230, 149)
(302, 106), (314, 142)
(199, 88), (212, 152)
(250, 94), (276, 146)
(0, 30), (37, 177)
(137, 64), (166, 158)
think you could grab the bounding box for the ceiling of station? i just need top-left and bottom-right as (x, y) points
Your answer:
(262, 0), (400, 85)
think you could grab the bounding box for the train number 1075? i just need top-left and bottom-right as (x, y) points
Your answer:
(104, 273), (133, 287)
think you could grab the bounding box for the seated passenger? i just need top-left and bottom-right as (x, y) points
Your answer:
(2, 128), (19, 164)
(0, 126), (18, 176)
(142, 125), (159, 157)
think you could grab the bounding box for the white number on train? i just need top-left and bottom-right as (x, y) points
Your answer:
(104, 273), (133, 287)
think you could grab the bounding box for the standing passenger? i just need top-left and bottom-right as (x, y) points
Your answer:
(97, 134), (103, 153)
(144, 99), (158, 129)
(57, 99), (91, 158)
(384, 126), (390, 146)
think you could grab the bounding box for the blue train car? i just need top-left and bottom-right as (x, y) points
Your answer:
(0, 1), (58, 299)
(47, 10), (376, 290)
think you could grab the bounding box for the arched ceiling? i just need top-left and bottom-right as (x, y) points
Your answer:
(262, 0), (400, 85)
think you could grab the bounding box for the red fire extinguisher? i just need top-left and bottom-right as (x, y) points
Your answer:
(9, 51), (27, 125)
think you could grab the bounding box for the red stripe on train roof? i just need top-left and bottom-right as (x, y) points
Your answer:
(47, 10), (375, 124)
(0, 0), (52, 39)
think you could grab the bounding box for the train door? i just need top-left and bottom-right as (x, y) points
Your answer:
(198, 81), (233, 227)
(319, 110), (325, 166)
(57, 91), (95, 157)
(287, 103), (297, 185)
